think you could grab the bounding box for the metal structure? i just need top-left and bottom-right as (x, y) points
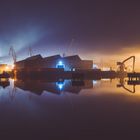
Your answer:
(117, 78), (135, 93)
(117, 56), (135, 72)
(28, 47), (33, 57)
(62, 53), (66, 57)
(63, 38), (75, 57)
(9, 46), (17, 64)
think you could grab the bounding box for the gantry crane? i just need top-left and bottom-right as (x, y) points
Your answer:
(117, 56), (135, 72)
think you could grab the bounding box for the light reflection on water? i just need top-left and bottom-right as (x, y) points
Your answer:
(0, 78), (140, 138)
(0, 77), (139, 118)
(0, 78), (140, 103)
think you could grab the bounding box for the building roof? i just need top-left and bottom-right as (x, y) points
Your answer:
(44, 55), (61, 61)
(26, 54), (43, 60)
(16, 54), (43, 64)
(16, 54), (93, 65)
(63, 55), (81, 61)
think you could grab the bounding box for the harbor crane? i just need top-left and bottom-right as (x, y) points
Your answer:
(9, 46), (17, 64)
(117, 56), (135, 73)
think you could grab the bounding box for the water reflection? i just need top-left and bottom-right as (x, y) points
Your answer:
(0, 78), (140, 138)
(14, 79), (93, 95)
(0, 77), (140, 97)
(117, 78), (136, 93)
(0, 78), (10, 88)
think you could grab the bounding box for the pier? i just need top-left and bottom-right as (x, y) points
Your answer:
(128, 72), (140, 81)
(127, 72), (140, 87)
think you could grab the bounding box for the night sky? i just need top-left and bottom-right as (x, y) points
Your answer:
(0, 0), (140, 65)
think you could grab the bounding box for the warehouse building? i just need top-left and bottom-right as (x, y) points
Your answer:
(15, 55), (44, 71)
(15, 54), (93, 71)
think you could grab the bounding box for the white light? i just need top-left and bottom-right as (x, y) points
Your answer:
(58, 61), (63, 65)
(56, 81), (65, 90)
(93, 64), (98, 69)
(93, 80), (97, 84)
(72, 68), (75, 71)
(56, 61), (65, 69)
(11, 64), (15, 69)
(58, 84), (63, 90)
(102, 67), (111, 71)
(5, 66), (9, 71)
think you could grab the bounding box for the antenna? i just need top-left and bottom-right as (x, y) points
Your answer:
(69, 38), (75, 55)
(9, 46), (17, 64)
(63, 38), (75, 57)
(28, 47), (33, 57)
(62, 53), (66, 57)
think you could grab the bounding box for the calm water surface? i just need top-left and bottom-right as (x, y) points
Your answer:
(0, 78), (140, 139)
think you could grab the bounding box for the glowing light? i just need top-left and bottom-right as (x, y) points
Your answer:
(72, 68), (76, 71)
(5, 66), (10, 71)
(102, 79), (110, 81)
(4, 65), (14, 71)
(11, 79), (15, 82)
(58, 84), (63, 90)
(58, 61), (63, 65)
(93, 80), (97, 85)
(56, 80), (65, 90)
(56, 61), (65, 68)
(93, 64), (98, 69)
(102, 67), (111, 71)
(11, 64), (15, 69)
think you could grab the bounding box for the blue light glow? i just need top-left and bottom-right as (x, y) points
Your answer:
(58, 61), (63, 65)
(56, 61), (65, 69)
(58, 84), (63, 90)
(56, 80), (65, 90)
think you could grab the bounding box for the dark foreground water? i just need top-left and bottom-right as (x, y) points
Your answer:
(0, 78), (140, 139)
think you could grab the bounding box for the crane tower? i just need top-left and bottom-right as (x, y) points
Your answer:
(117, 56), (135, 72)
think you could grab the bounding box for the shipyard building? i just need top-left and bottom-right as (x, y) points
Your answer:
(15, 54), (93, 71)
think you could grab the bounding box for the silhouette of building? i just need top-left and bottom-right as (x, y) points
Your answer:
(15, 54), (93, 71)
(14, 79), (93, 95)
(44, 55), (93, 70)
(15, 54), (44, 71)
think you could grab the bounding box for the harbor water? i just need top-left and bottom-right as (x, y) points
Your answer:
(0, 78), (140, 139)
